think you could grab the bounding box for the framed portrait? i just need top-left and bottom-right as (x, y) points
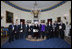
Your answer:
(41, 20), (45, 23)
(27, 20), (31, 23)
(6, 11), (13, 23)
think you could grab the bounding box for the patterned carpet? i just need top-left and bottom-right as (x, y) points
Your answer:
(1, 38), (71, 48)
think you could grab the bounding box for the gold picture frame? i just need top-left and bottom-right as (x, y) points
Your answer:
(6, 11), (13, 23)
(27, 20), (31, 23)
(41, 20), (45, 23)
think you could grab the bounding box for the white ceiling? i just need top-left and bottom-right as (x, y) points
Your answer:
(9, 1), (62, 10)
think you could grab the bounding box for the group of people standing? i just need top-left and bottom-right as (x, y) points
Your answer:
(8, 20), (66, 43)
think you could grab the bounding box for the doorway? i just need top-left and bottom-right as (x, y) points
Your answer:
(47, 19), (52, 24)
(20, 19), (25, 24)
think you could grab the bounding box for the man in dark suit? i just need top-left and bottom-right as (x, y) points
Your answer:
(38, 23), (41, 39)
(25, 23), (29, 38)
(46, 21), (53, 39)
(56, 22), (66, 39)
(14, 19), (19, 40)
(8, 23), (15, 43)
(27, 24), (33, 39)
(14, 24), (19, 40)
(53, 21), (58, 38)
(28, 24), (31, 35)
(18, 22), (25, 39)
(30, 23), (34, 38)
(61, 23), (66, 39)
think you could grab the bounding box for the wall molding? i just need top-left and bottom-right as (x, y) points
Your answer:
(3, 1), (67, 12)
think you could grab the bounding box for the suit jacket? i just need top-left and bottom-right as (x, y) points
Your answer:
(56, 23), (66, 32)
(14, 25), (19, 33)
(33, 25), (39, 30)
(8, 24), (15, 35)
(47, 24), (53, 32)
(25, 24), (29, 33)
(53, 23), (58, 31)
(62, 23), (66, 30)
(38, 24), (41, 32)
(30, 25), (34, 32)
(33, 25), (39, 33)
(18, 24), (25, 32)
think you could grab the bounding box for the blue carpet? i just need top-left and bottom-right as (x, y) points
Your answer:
(1, 38), (71, 48)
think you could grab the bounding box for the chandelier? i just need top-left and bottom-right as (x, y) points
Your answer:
(32, 1), (40, 18)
